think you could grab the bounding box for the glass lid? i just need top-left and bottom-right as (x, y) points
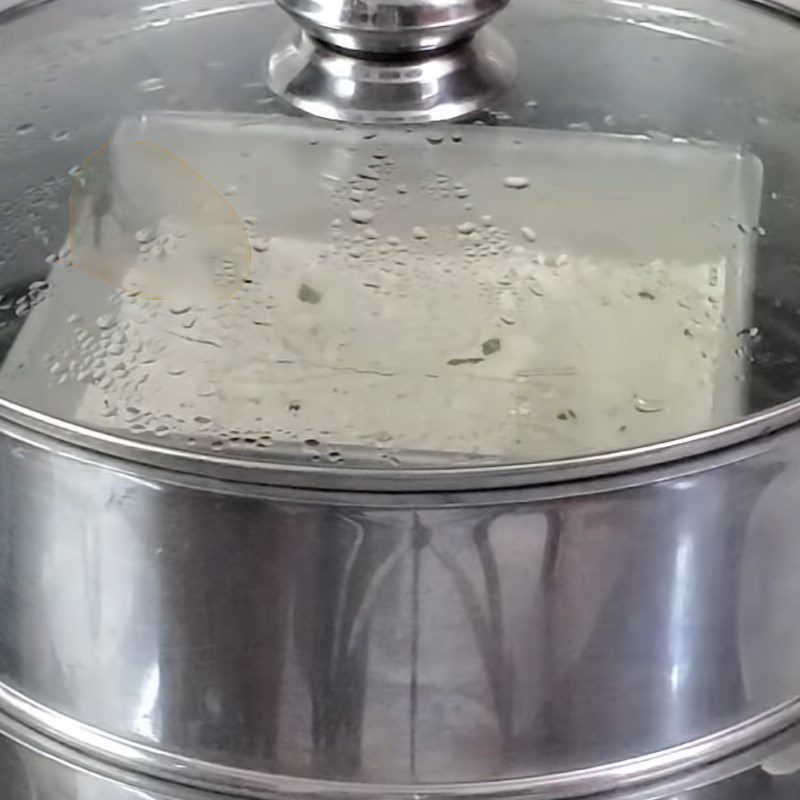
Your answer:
(1, 0), (799, 487)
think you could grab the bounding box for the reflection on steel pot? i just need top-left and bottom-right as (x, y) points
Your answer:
(3, 420), (800, 797)
(4, 702), (800, 800)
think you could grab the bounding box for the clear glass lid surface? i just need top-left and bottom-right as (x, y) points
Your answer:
(0, 0), (799, 484)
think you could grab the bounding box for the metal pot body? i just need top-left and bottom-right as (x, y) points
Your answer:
(3, 712), (800, 800)
(2, 420), (800, 796)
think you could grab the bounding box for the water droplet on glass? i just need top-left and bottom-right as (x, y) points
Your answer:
(374, 430), (393, 445)
(137, 77), (165, 93)
(348, 245), (366, 259)
(251, 235), (270, 252)
(528, 279), (544, 297)
(358, 167), (380, 182)
(135, 227), (156, 245)
(51, 130), (72, 142)
(426, 133), (444, 145)
(634, 395), (664, 414)
(96, 314), (115, 330)
(412, 226), (429, 240)
(457, 222), (477, 235)
(520, 226), (537, 243)
(504, 176), (530, 190)
(15, 123), (34, 135)
(303, 438), (321, 457)
(350, 208), (375, 225)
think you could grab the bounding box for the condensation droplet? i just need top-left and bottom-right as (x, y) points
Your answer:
(137, 77), (165, 93)
(504, 176), (530, 190)
(634, 395), (664, 414)
(349, 245), (366, 259)
(350, 208), (375, 225)
(135, 228), (156, 244)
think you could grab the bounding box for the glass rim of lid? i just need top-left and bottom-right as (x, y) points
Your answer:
(2, 0), (800, 491)
(3, 384), (797, 493)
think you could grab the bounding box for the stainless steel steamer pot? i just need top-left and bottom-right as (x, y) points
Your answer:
(5, 412), (800, 799)
(3, 0), (800, 798)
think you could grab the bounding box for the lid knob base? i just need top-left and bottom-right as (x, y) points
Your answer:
(266, 27), (516, 124)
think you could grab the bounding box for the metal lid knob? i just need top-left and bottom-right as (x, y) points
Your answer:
(276, 0), (510, 54)
(267, 0), (516, 124)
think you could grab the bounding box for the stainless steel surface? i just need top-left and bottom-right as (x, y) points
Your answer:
(269, 0), (514, 121)
(275, 0), (510, 54)
(266, 27), (517, 124)
(3, 708), (800, 800)
(4, 415), (800, 795)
